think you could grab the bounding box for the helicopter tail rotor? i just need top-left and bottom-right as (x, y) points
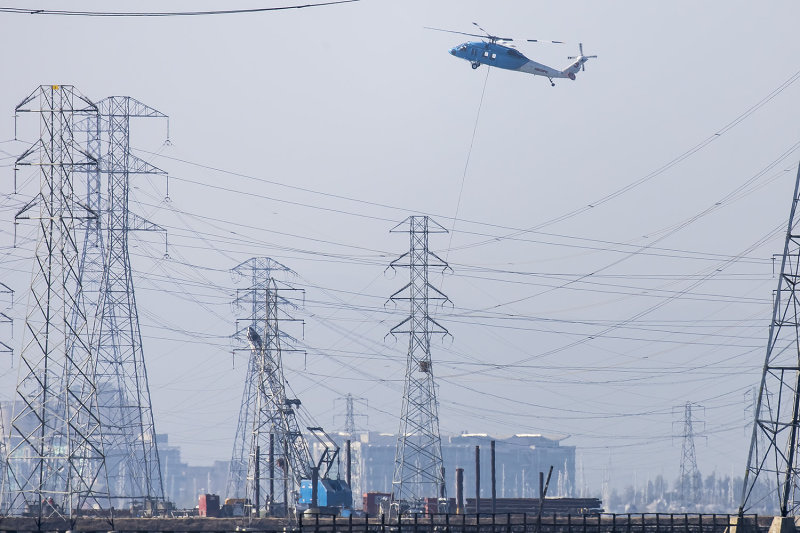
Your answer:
(567, 42), (597, 71)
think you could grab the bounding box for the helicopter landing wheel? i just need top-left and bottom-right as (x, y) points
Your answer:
(471, 62), (480, 69)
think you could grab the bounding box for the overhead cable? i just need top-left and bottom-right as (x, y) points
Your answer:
(0, 1), (358, 17)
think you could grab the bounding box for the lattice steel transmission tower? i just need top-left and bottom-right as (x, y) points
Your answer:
(388, 216), (450, 508)
(677, 402), (702, 508)
(0, 283), (13, 354)
(74, 111), (104, 328)
(91, 96), (168, 507)
(228, 257), (286, 501)
(0, 288), (15, 511)
(343, 395), (356, 435)
(227, 258), (312, 516)
(3, 85), (109, 517)
(334, 394), (368, 435)
(740, 163), (800, 516)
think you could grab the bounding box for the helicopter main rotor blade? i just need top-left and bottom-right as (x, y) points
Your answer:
(471, 21), (513, 42)
(425, 26), (488, 39)
(527, 39), (564, 44)
(472, 21), (490, 36)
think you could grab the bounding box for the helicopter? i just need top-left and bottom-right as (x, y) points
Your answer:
(427, 23), (597, 86)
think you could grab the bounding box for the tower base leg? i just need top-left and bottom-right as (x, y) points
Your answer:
(768, 517), (797, 533)
(725, 516), (756, 533)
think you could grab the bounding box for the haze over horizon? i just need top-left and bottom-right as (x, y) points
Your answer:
(1, 0), (800, 499)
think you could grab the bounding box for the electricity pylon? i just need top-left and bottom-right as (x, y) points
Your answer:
(677, 402), (702, 508)
(334, 394), (368, 434)
(0, 283), (13, 354)
(740, 163), (800, 516)
(91, 96), (168, 507)
(388, 216), (450, 509)
(227, 258), (312, 516)
(74, 112), (104, 329)
(3, 85), (109, 518)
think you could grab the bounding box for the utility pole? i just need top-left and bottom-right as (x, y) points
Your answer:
(92, 96), (168, 509)
(388, 216), (451, 510)
(3, 85), (109, 517)
(741, 162), (800, 516)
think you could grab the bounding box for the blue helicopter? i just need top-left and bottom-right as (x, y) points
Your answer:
(428, 23), (596, 86)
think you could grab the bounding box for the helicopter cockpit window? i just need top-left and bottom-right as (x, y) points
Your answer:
(459, 45), (467, 52)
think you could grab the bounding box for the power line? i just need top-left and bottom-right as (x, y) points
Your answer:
(0, 1), (358, 17)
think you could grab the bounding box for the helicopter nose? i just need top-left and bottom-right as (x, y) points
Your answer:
(449, 47), (457, 55)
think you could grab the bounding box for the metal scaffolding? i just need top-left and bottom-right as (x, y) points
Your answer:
(2, 85), (109, 518)
(388, 216), (450, 509)
(740, 162), (800, 516)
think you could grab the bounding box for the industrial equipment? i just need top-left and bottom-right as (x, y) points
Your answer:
(298, 427), (353, 514)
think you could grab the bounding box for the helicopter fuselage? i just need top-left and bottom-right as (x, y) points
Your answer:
(450, 41), (581, 80)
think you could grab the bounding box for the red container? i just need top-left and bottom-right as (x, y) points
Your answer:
(199, 494), (220, 517)
(363, 492), (391, 515)
(423, 497), (455, 515)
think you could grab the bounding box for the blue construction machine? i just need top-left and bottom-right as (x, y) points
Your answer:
(298, 426), (353, 516)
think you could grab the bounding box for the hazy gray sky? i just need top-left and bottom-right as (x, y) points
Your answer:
(1, 1), (800, 495)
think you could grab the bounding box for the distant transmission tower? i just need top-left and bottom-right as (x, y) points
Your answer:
(334, 394), (368, 434)
(91, 96), (168, 507)
(388, 216), (450, 508)
(3, 85), (109, 517)
(227, 258), (312, 516)
(740, 163), (800, 516)
(677, 402), (702, 508)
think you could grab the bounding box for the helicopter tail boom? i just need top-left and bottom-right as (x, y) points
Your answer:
(561, 61), (581, 79)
